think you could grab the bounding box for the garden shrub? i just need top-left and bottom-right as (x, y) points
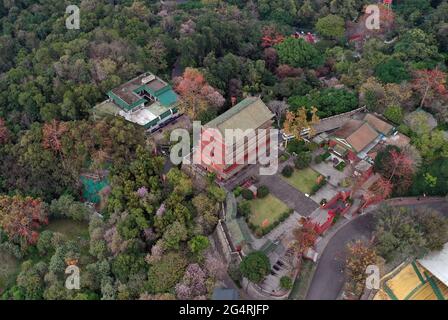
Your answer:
(279, 154), (290, 162)
(242, 189), (254, 200)
(280, 276), (293, 290)
(282, 165), (293, 177)
(233, 186), (243, 197)
(238, 200), (251, 217)
(257, 185), (269, 198)
(294, 152), (312, 169)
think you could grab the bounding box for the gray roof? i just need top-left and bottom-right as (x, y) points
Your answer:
(418, 242), (448, 287)
(212, 288), (239, 300)
(313, 106), (366, 134)
(205, 97), (274, 134)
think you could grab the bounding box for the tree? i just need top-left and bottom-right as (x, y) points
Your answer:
(42, 120), (69, 154)
(267, 100), (288, 128)
(289, 88), (358, 118)
(0, 195), (48, 245)
(412, 69), (448, 108)
(241, 189), (254, 200)
(374, 145), (418, 194)
(174, 68), (225, 120)
(374, 59), (409, 84)
(373, 206), (448, 261)
(315, 14), (345, 39)
(36, 230), (54, 256)
(281, 165), (293, 177)
(49, 195), (91, 221)
(293, 222), (318, 255)
(294, 152), (312, 170)
(384, 105), (404, 124)
(257, 186), (269, 198)
(345, 241), (377, 298)
(166, 168), (193, 197)
(188, 235), (210, 256)
(175, 263), (208, 299)
(275, 37), (323, 69)
(237, 200), (251, 217)
(394, 29), (442, 66)
(283, 108), (313, 141)
(280, 276), (293, 290)
(411, 158), (448, 196)
(146, 252), (187, 294)
(162, 221), (188, 250)
(0, 118), (10, 144)
(239, 251), (270, 283)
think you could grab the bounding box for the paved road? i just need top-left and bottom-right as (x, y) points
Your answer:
(305, 201), (448, 300)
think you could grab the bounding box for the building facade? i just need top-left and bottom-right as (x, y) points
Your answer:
(197, 97), (274, 181)
(98, 72), (180, 131)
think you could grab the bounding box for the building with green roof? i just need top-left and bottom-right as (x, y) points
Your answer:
(99, 72), (180, 131)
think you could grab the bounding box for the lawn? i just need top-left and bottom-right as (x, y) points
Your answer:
(282, 168), (321, 194)
(288, 260), (317, 300)
(44, 219), (89, 241)
(0, 249), (19, 290)
(248, 194), (289, 229)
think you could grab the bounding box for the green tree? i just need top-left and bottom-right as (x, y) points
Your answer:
(280, 276), (293, 290)
(239, 251), (270, 283)
(374, 59), (410, 84)
(275, 38), (323, 69)
(188, 235), (210, 255)
(146, 252), (188, 293)
(384, 105), (404, 124)
(162, 221), (188, 250)
(315, 14), (345, 39)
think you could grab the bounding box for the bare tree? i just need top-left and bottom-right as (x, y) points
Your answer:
(267, 100), (288, 128)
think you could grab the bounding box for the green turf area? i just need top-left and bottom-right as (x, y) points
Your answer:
(282, 168), (320, 194)
(288, 260), (317, 300)
(44, 219), (89, 241)
(248, 194), (289, 228)
(0, 249), (19, 290)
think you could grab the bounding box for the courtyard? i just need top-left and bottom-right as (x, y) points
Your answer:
(248, 194), (290, 230)
(281, 168), (321, 195)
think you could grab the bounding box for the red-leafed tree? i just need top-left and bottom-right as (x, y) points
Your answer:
(261, 26), (285, 48)
(293, 221), (318, 255)
(374, 145), (418, 194)
(275, 64), (302, 79)
(412, 69), (448, 108)
(174, 68), (225, 120)
(0, 118), (10, 144)
(0, 195), (48, 245)
(365, 177), (393, 204)
(42, 120), (68, 153)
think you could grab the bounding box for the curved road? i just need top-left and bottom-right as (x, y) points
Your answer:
(306, 201), (448, 300)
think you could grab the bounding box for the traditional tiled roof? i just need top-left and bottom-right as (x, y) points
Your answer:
(333, 119), (364, 139)
(313, 106), (366, 134)
(364, 114), (394, 135)
(346, 123), (379, 152)
(205, 97), (274, 134)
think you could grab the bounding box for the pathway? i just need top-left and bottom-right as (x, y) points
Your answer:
(305, 198), (448, 300)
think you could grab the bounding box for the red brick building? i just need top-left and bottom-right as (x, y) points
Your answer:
(197, 97), (274, 181)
